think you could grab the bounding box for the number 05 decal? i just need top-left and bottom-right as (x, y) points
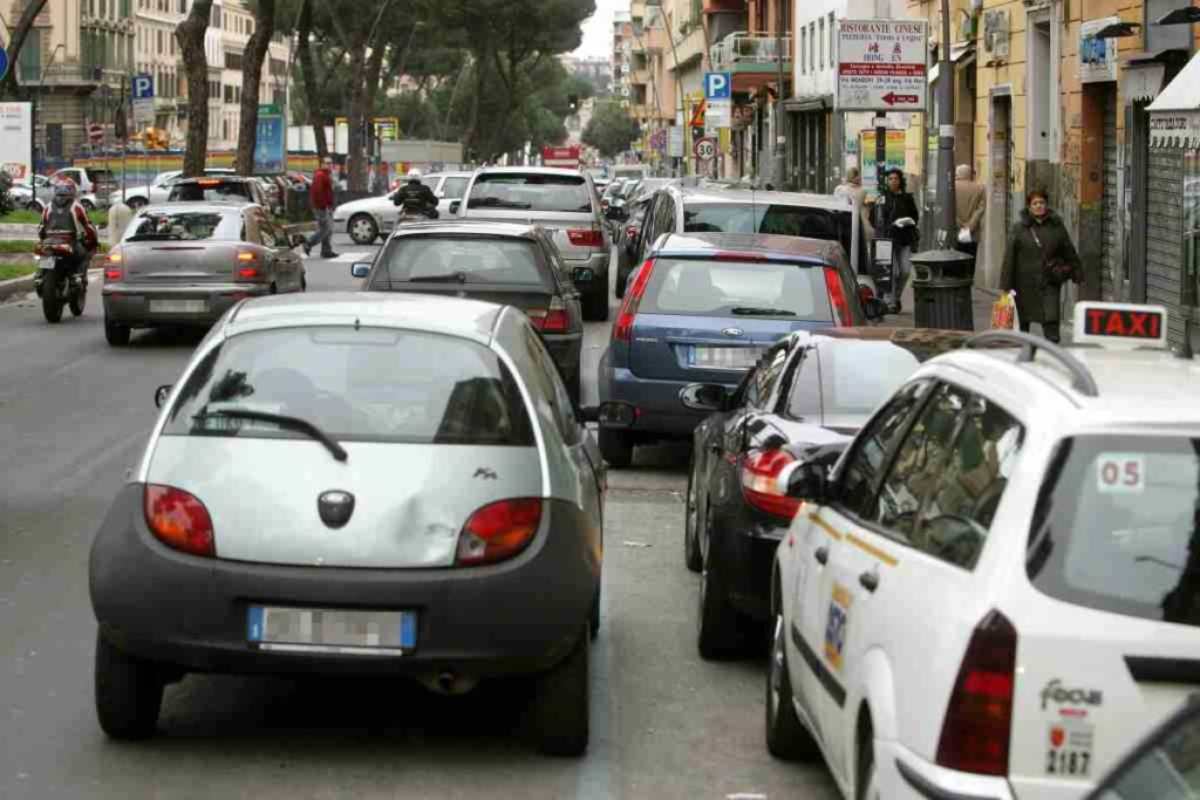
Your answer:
(1096, 453), (1145, 494)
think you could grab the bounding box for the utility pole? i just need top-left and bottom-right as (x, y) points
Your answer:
(936, 0), (956, 244)
(773, 0), (786, 188)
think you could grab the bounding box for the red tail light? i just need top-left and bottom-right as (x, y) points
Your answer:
(144, 484), (216, 557)
(103, 248), (125, 280)
(740, 448), (801, 520)
(824, 266), (852, 326)
(613, 257), (656, 342)
(528, 297), (570, 333)
(235, 249), (259, 280)
(455, 498), (542, 566)
(936, 610), (1017, 776)
(567, 228), (603, 247)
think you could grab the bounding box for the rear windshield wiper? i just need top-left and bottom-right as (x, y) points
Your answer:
(468, 197), (532, 209)
(731, 306), (796, 316)
(408, 272), (468, 283)
(193, 409), (348, 462)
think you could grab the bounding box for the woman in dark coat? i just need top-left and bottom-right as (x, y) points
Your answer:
(1000, 190), (1081, 343)
(875, 168), (920, 313)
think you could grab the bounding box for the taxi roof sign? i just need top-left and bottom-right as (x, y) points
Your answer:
(1073, 301), (1168, 349)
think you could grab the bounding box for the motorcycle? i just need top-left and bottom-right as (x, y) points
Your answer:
(396, 200), (438, 224)
(33, 231), (88, 324)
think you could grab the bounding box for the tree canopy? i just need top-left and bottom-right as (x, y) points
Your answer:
(582, 101), (641, 158)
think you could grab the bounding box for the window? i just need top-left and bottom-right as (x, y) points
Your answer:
(124, 209), (242, 242)
(810, 22), (816, 72)
(466, 173), (591, 213)
(638, 258), (828, 320)
(157, 29), (163, 54)
(748, 342), (793, 410)
(520, 325), (580, 445)
(373, 236), (549, 288)
(819, 17), (824, 68)
(225, 51), (242, 70)
(440, 177), (468, 199)
(835, 379), (932, 518)
(787, 341), (923, 425)
(829, 13), (835, 65)
(800, 28), (806, 75)
(18, 29), (40, 82)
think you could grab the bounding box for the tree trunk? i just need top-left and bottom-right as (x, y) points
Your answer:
(349, 43), (386, 192)
(235, 0), (275, 175)
(1, 0), (50, 100)
(345, 47), (369, 191)
(463, 54), (487, 157)
(295, 0), (329, 160)
(176, 0), (214, 177)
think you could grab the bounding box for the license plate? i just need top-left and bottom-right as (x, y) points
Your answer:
(247, 606), (417, 655)
(38, 257), (54, 270)
(875, 240), (893, 261)
(688, 346), (764, 370)
(149, 299), (207, 313)
(573, 267), (594, 282)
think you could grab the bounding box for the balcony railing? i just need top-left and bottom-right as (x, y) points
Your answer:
(21, 63), (130, 87)
(710, 31), (793, 70)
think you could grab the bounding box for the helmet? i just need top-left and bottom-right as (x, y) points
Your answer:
(52, 177), (77, 208)
(407, 168), (423, 181)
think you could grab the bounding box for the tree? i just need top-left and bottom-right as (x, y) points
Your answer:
(1, 0), (50, 99)
(582, 102), (640, 158)
(176, 0), (214, 176)
(235, 0), (276, 175)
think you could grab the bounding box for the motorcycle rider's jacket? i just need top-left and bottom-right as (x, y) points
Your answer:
(40, 202), (98, 251)
(392, 181), (439, 218)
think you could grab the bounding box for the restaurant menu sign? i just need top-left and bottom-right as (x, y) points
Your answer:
(836, 20), (929, 112)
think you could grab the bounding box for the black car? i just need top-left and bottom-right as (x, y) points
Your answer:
(354, 220), (586, 402)
(681, 327), (972, 657)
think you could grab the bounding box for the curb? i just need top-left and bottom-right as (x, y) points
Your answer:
(0, 267), (103, 304)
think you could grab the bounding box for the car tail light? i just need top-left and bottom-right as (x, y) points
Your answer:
(613, 257), (656, 342)
(455, 498), (542, 566)
(712, 251), (768, 262)
(567, 228), (603, 247)
(740, 448), (801, 520)
(935, 610), (1017, 776)
(102, 247), (124, 281)
(824, 266), (852, 326)
(528, 296), (570, 333)
(235, 249), (259, 279)
(144, 484), (215, 558)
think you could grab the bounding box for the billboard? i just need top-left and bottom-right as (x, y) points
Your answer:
(837, 20), (929, 112)
(253, 106), (286, 175)
(0, 102), (32, 180)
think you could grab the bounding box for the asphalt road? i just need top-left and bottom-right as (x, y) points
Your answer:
(0, 233), (839, 800)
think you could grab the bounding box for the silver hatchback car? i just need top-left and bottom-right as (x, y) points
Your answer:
(89, 292), (606, 755)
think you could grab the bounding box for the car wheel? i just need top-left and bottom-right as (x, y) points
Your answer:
(589, 584), (600, 640)
(127, 197), (147, 211)
(766, 610), (819, 759)
(598, 428), (634, 468)
(529, 626), (589, 756)
(105, 314), (131, 346)
(25, 200), (43, 212)
(94, 633), (165, 740)
(684, 456), (702, 572)
(697, 513), (742, 659)
(349, 213), (378, 245)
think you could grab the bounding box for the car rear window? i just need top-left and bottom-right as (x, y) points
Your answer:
(684, 202), (852, 248)
(371, 236), (549, 287)
(638, 257), (831, 321)
(467, 173), (591, 213)
(168, 181), (254, 203)
(1027, 434), (1200, 627)
(123, 209), (242, 242)
(787, 341), (921, 423)
(163, 327), (536, 446)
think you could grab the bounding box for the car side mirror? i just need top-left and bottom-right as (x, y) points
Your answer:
(350, 262), (371, 278)
(449, 200), (461, 215)
(782, 460), (829, 504)
(679, 382), (729, 412)
(154, 384), (172, 409)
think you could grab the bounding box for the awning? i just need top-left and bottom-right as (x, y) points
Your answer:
(1148, 50), (1200, 146)
(927, 42), (975, 85)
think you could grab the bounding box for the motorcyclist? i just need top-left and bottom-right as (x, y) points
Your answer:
(39, 178), (98, 286)
(392, 168), (439, 219)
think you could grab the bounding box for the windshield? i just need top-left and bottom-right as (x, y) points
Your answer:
(164, 327), (536, 446)
(639, 257), (830, 321)
(467, 174), (592, 213)
(168, 182), (254, 203)
(123, 210), (242, 242)
(788, 341), (922, 425)
(441, 177), (468, 199)
(1028, 434), (1200, 628)
(371, 236), (548, 287)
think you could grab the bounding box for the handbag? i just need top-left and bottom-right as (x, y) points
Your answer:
(1028, 226), (1074, 287)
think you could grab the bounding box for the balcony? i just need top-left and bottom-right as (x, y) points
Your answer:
(22, 64), (130, 90)
(710, 31), (792, 72)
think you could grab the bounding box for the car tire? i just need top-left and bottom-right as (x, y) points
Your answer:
(598, 428), (634, 468)
(348, 213), (378, 245)
(94, 633), (165, 740)
(697, 518), (742, 660)
(684, 456), (702, 572)
(25, 200), (43, 212)
(69, 284), (87, 317)
(589, 585), (600, 640)
(530, 626), (589, 757)
(583, 288), (609, 322)
(766, 611), (819, 760)
(41, 272), (63, 323)
(105, 314), (131, 346)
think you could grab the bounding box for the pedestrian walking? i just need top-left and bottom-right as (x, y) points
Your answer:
(834, 167), (875, 242)
(1000, 189), (1081, 343)
(875, 168), (919, 313)
(304, 157), (338, 259)
(955, 164), (986, 264)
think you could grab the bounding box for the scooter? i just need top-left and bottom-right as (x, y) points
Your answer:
(33, 231), (88, 324)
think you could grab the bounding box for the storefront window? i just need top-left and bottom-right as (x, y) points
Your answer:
(1183, 150), (1200, 307)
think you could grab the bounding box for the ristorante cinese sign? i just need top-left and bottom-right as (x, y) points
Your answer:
(836, 19), (929, 112)
(1149, 111), (1200, 148)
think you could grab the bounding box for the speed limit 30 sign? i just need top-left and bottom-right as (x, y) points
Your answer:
(694, 137), (717, 161)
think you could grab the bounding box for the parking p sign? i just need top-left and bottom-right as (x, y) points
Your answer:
(704, 72), (731, 101)
(132, 73), (154, 99)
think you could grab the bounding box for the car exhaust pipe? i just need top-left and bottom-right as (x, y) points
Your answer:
(419, 670), (479, 696)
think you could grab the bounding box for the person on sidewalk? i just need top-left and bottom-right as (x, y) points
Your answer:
(876, 168), (919, 314)
(304, 157), (337, 259)
(1000, 189), (1081, 343)
(955, 164), (986, 265)
(834, 167), (876, 243)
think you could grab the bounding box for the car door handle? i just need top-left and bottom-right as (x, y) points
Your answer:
(859, 570), (879, 593)
(814, 546), (828, 565)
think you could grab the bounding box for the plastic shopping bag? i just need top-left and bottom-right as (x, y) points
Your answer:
(991, 291), (1018, 330)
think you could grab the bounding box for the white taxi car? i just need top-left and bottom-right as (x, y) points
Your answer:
(766, 302), (1200, 799)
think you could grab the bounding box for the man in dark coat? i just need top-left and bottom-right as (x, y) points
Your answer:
(1000, 190), (1081, 343)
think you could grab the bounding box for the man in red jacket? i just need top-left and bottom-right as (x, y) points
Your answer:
(304, 156), (337, 258)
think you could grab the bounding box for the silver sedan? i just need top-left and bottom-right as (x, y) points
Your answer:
(88, 292), (606, 756)
(100, 202), (306, 346)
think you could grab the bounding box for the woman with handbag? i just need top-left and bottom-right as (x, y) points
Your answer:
(999, 190), (1081, 343)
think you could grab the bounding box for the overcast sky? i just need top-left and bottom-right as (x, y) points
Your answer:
(573, 0), (629, 59)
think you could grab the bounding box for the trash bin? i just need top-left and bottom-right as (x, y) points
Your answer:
(910, 247), (976, 331)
